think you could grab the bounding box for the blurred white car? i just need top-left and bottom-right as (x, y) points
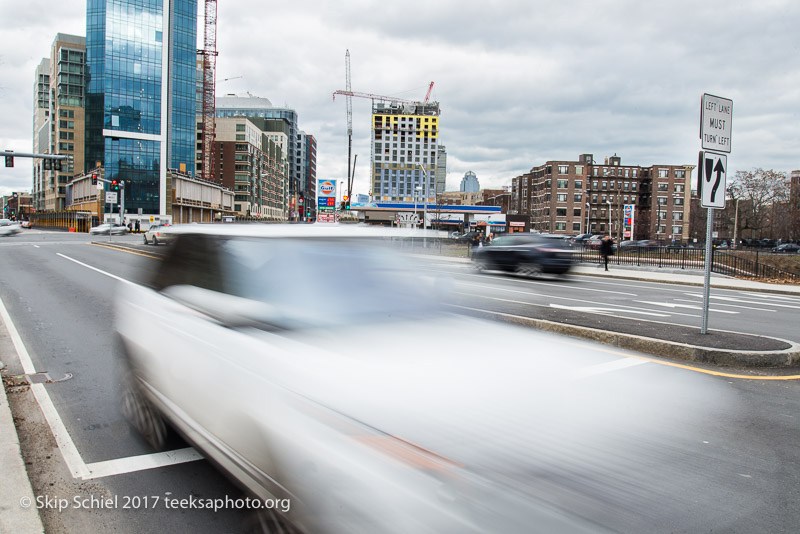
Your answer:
(89, 223), (127, 235)
(0, 224), (21, 236)
(116, 224), (713, 533)
(142, 223), (174, 245)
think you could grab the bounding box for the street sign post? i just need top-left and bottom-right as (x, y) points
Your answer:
(105, 191), (118, 204)
(698, 94), (733, 334)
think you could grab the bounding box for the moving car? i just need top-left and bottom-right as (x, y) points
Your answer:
(143, 223), (174, 245)
(121, 225), (682, 533)
(20, 220), (32, 228)
(471, 233), (574, 276)
(0, 223), (21, 236)
(89, 223), (128, 235)
(772, 243), (800, 254)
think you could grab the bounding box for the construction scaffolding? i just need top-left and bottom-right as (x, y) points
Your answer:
(199, 0), (218, 181)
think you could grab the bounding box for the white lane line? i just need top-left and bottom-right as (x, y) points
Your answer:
(32, 245), (40, 248)
(635, 300), (739, 314)
(84, 448), (202, 480)
(550, 303), (671, 317)
(425, 266), (639, 296)
(0, 295), (90, 479)
(674, 298), (776, 312)
(576, 358), (649, 379)
(457, 280), (702, 317)
(1, 257), (201, 480)
(57, 253), (134, 285)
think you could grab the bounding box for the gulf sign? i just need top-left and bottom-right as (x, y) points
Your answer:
(318, 180), (336, 197)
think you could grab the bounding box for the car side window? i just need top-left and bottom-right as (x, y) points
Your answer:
(152, 235), (223, 293)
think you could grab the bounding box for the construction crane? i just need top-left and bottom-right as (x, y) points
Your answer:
(218, 75), (242, 84)
(333, 82), (437, 106)
(345, 50), (354, 207)
(198, 0), (218, 181)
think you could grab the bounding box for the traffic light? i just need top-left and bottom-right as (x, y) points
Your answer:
(44, 159), (51, 171)
(54, 159), (62, 171)
(111, 180), (120, 192)
(91, 174), (98, 185)
(4, 156), (13, 168)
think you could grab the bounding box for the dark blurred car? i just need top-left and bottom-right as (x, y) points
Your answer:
(452, 230), (481, 243)
(772, 243), (800, 254)
(472, 233), (574, 276)
(617, 240), (639, 250)
(633, 239), (662, 250)
(584, 234), (604, 249)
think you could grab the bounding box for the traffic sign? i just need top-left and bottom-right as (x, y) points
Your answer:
(700, 94), (733, 153)
(105, 191), (118, 204)
(699, 151), (727, 209)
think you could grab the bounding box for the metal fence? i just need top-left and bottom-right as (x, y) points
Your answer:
(575, 246), (800, 283)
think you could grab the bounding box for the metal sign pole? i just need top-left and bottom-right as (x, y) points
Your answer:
(701, 207), (714, 334)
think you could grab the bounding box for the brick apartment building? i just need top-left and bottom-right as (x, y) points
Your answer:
(511, 154), (694, 242)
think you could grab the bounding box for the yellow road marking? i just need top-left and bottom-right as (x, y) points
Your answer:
(557, 339), (800, 381)
(89, 242), (162, 260)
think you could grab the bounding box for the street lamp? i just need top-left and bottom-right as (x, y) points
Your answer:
(585, 202), (590, 235)
(414, 185), (422, 227)
(606, 200), (612, 237)
(419, 164), (429, 236)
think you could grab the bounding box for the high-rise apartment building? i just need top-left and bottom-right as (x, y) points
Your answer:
(212, 117), (288, 220)
(32, 34), (86, 212)
(371, 101), (440, 202)
(512, 154), (694, 242)
(459, 171), (480, 193)
(298, 132), (317, 217)
(85, 0), (197, 216)
(215, 94), (307, 218)
(32, 58), (51, 212)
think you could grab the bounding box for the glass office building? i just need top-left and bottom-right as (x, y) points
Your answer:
(85, 0), (197, 215)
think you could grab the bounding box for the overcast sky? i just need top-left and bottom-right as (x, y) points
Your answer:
(1, 0), (798, 198)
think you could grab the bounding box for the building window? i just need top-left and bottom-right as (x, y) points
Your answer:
(573, 194), (581, 202)
(555, 222), (566, 231)
(675, 169), (686, 179)
(674, 197), (684, 206)
(675, 184), (685, 193)
(556, 208), (567, 217)
(573, 208), (582, 217)
(658, 168), (669, 178)
(658, 183), (669, 191)
(236, 124), (246, 132)
(574, 165), (583, 175)
(574, 180), (583, 189)
(556, 193), (568, 202)
(601, 182), (607, 190)
(557, 179), (568, 189)
(558, 165), (568, 174)
(593, 168), (598, 177)
(657, 197), (667, 205)
(672, 225), (682, 235)
(573, 222), (581, 231)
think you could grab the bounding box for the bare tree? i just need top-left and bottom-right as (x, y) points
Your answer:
(728, 168), (789, 240)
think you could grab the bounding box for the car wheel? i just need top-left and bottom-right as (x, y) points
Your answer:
(153, 236), (159, 246)
(515, 261), (542, 278)
(121, 375), (168, 450)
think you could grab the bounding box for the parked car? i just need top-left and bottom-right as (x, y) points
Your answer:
(89, 223), (128, 235)
(772, 243), (800, 254)
(472, 233), (574, 277)
(452, 230), (481, 243)
(143, 224), (174, 245)
(584, 235), (604, 249)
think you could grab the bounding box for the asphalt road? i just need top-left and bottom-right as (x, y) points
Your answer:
(2, 229), (800, 533)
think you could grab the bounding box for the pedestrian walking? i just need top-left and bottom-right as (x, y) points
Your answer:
(134, 219), (140, 233)
(600, 235), (614, 271)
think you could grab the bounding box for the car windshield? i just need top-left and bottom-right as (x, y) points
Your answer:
(216, 237), (439, 328)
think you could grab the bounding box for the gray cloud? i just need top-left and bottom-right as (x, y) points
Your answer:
(1, 0), (797, 197)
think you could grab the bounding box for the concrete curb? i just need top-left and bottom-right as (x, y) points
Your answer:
(0, 375), (45, 533)
(469, 308), (800, 368)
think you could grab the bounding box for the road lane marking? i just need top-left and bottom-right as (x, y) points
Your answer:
(89, 242), (162, 259)
(32, 245), (39, 248)
(0, 295), (90, 479)
(457, 281), (702, 317)
(635, 301), (738, 314)
(0, 273), (202, 480)
(84, 448), (202, 480)
(674, 298), (776, 312)
(550, 303), (670, 317)
(57, 253), (135, 285)
(453, 305), (800, 381)
(576, 358), (649, 378)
